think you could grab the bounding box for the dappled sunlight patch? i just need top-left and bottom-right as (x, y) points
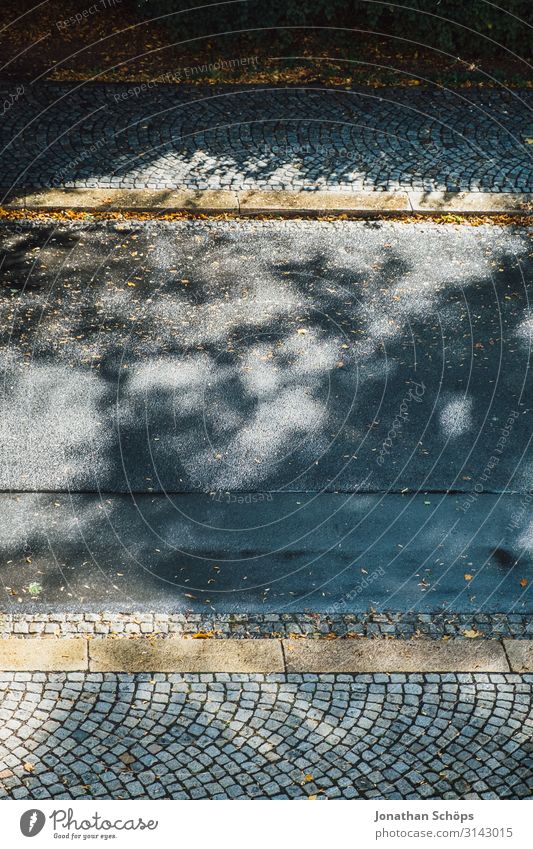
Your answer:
(517, 521), (533, 555)
(0, 219), (530, 496)
(515, 311), (533, 348)
(439, 396), (474, 440)
(0, 365), (111, 490)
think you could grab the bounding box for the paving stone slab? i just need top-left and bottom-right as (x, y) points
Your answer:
(504, 640), (533, 672)
(10, 189), (116, 210)
(238, 189), (410, 214)
(0, 639), (87, 671)
(14, 188), (239, 211)
(283, 639), (510, 673)
(89, 638), (284, 672)
(408, 191), (533, 213)
(6, 188), (530, 215)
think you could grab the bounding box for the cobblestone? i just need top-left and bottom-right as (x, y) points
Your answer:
(0, 673), (529, 800)
(0, 85), (531, 193)
(0, 612), (530, 639)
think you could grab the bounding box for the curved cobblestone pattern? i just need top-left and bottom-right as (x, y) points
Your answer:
(0, 85), (531, 193)
(0, 672), (531, 800)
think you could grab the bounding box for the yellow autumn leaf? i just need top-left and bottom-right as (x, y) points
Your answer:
(519, 578), (528, 588)
(23, 762), (35, 773)
(463, 629), (481, 639)
(464, 573), (473, 581)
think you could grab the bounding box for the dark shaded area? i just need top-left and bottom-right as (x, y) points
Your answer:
(0, 0), (530, 86)
(137, 0), (533, 59)
(0, 492), (531, 612)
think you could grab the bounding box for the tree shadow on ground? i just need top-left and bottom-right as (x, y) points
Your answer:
(0, 218), (531, 609)
(0, 85), (530, 194)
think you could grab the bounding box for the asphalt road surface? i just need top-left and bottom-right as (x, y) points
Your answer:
(0, 219), (531, 612)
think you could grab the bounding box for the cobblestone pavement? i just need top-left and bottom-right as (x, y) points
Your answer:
(1, 613), (531, 640)
(0, 672), (531, 800)
(0, 85), (531, 193)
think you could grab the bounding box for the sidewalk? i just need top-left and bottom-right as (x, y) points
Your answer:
(1, 84), (531, 195)
(0, 671), (530, 800)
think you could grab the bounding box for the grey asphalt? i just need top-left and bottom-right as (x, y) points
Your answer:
(0, 492), (530, 614)
(0, 219), (531, 612)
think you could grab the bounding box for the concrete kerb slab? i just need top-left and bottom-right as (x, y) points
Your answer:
(0, 639), (88, 671)
(89, 638), (285, 673)
(0, 637), (528, 672)
(5, 188), (240, 213)
(283, 639), (511, 673)
(408, 191), (533, 214)
(2, 188), (531, 216)
(238, 189), (410, 214)
(503, 640), (533, 673)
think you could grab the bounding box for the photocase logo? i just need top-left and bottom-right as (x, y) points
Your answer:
(20, 809), (46, 837)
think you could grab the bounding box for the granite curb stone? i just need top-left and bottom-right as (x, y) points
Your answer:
(0, 639), (87, 671)
(3, 188), (531, 215)
(89, 638), (285, 673)
(283, 639), (511, 673)
(504, 640), (533, 673)
(0, 637), (521, 672)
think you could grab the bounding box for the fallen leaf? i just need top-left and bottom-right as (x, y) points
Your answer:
(463, 629), (481, 639)
(23, 763), (35, 773)
(464, 573), (473, 581)
(520, 578), (528, 588)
